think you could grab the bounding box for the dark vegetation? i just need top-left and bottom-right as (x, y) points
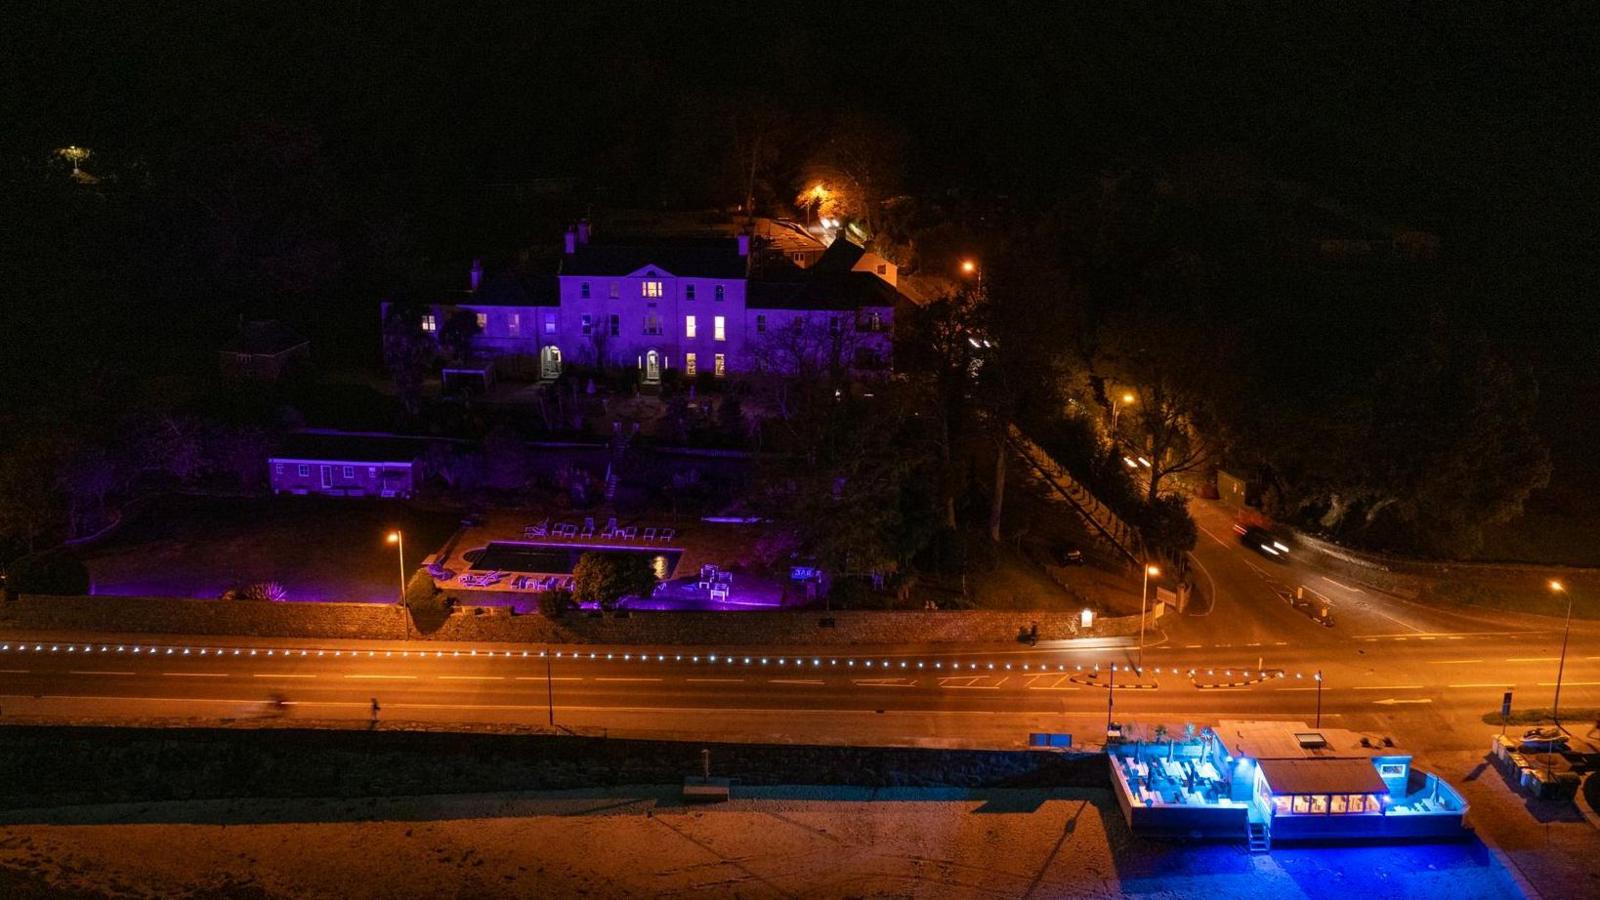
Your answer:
(2, 4), (1591, 570)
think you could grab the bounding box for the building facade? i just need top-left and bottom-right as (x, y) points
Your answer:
(267, 433), (430, 499)
(386, 226), (902, 383)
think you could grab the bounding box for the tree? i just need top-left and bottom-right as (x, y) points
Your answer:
(537, 588), (574, 619)
(439, 308), (482, 363)
(382, 304), (436, 416)
(7, 551), (90, 596)
(571, 552), (658, 611)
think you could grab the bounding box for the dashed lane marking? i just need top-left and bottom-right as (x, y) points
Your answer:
(1506, 658), (1559, 663)
(344, 674), (417, 680)
(769, 679), (825, 686)
(252, 673), (316, 679)
(438, 675), (506, 681)
(685, 677), (743, 683)
(593, 677), (662, 683)
(1351, 684), (1425, 691)
(69, 671), (134, 676)
(163, 672), (227, 678)
(1428, 660), (1485, 665)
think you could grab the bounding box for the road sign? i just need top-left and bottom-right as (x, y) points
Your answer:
(1501, 690), (1513, 719)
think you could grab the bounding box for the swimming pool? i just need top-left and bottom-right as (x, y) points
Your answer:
(466, 542), (683, 578)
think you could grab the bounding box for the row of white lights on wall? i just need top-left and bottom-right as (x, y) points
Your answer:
(0, 642), (1315, 682)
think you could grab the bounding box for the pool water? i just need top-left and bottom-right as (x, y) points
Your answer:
(466, 542), (683, 578)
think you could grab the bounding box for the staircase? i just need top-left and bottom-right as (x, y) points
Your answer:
(1007, 424), (1146, 570)
(1246, 819), (1271, 853)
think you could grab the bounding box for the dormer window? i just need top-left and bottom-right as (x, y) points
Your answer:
(642, 280), (664, 298)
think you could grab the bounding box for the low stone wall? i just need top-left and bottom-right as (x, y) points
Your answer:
(1293, 532), (1600, 618)
(0, 595), (1147, 647)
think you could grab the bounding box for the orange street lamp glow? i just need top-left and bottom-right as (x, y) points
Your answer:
(960, 259), (977, 274)
(1146, 564), (1161, 577)
(386, 531), (401, 544)
(1121, 392), (1136, 404)
(1549, 580), (1565, 592)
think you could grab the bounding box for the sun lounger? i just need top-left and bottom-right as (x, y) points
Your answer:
(643, 527), (657, 542)
(581, 518), (595, 538)
(600, 518), (618, 538)
(621, 526), (637, 540)
(657, 528), (674, 543)
(525, 518), (549, 537)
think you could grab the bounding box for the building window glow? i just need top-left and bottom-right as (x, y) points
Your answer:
(642, 280), (664, 298)
(685, 352), (697, 376)
(475, 312), (488, 330)
(544, 313), (556, 334)
(714, 315), (725, 341)
(714, 353), (726, 377)
(685, 315), (697, 339)
(421, 314), (437, 333)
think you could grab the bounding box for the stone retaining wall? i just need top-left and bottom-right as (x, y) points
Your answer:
(0, 595), (1147, 647)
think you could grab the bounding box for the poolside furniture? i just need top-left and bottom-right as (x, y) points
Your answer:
(701, 564), (717, 580)
(643, 527), (657, 542)
(657, 527), (674, 543)
(621, 526), (637, 540)
(581, 517), (595, 538)
(709, 584), (730, 603)
(525, 518), (549, 537)
(600, 517), (618, 538)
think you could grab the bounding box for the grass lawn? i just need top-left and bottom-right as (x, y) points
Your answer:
(81, 494), (460, 603)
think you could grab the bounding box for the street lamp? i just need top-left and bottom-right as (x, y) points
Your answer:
(1111, 391), (1135, 433)
(960, 259), (978, 275)
(1549, 580), (1575, 725)
(1314, 669), (1324, 727)
(1137, 563), (1160, 668)
(386, 531), (406, 605)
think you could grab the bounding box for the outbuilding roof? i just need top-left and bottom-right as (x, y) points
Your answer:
(1257, 758), (1389, 797)
(270, 432), (432, 464)
(748, 271), (905, 311)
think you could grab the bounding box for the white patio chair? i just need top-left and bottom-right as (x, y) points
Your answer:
(643, 527), (657, 542)
(658, 528), (675, 543)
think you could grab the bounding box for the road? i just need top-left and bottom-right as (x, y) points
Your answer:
(1, 496), (1595, 750)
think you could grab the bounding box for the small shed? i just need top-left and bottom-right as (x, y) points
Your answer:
(219, 320), (310, 381)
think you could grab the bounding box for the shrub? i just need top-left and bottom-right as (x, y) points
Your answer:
(7, 551), (91, 596)
(537, 588), (574, 619)
(572, 552), (658, 611)
(238, 581), (288, 601)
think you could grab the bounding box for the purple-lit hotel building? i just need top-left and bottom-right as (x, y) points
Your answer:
(389, 226), (904, 382)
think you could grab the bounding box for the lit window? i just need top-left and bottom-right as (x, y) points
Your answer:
(508, 313), (521, 336)
(581, 314), (593, 336)
(755, 314), (766, 333)
(1292, 795), (1310, 815)
(642, 280), (663, 298)
(685, 352), (697, 377)
(685, 315), (697, 339)
(544, 313), (556, 334)
(609, 281), (620, 299)
(865, 311), (883, 332)
(421, 314), (437, 333)
(714, 315), (725, 341)
(685, 284), (696, 301)
(714, 284), (725, 301)
(475, 312), (488, 330)
(1272, 796), (1292, 817)
(297, 464), (309, 477)
(609, 314), (620, 336)
(714, 353), (726, 377)
(1330, 794), (1349, 814)
(342, 466), (354, 479)
(1308, 795), (1329, 815)
(643, 313), (662, 335)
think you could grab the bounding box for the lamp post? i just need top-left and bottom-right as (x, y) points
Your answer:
(1549, 580), (1576, 725)
(1314, 669), (1324, 728)
(1137, 563), (1160, 669)
(546, 647), (555, 727)
(386, 531), (405, 605)
(1111, 391), (1135, 433)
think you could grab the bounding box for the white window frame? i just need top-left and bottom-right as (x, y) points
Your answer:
(685, 315), (697, 339)
(581, 314), (593, 335)
(297, 464), (310, 477)
(421, 314), (437, 333)
(714, 315), (726, 341)
(685, 352), (697, 377)
(642, 280), (664, 298)
(342, 466), (355, 479)
(475, 312), (488, 330)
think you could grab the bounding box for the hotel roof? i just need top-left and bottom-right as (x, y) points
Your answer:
(1216, 720), (1385, 761)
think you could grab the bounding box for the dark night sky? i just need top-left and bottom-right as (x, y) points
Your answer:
(2, 2), (1594, 344)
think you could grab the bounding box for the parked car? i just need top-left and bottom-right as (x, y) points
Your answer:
(1053, 542), (1086, 565)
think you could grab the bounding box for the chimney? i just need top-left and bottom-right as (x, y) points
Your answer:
(564, 228), (577, 255)
(469, 258), (484, 292)
(576, 220), (591, 245)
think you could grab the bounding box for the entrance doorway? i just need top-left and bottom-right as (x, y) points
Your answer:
(643, 349), (661, 384)
(540, 345), (562, 380)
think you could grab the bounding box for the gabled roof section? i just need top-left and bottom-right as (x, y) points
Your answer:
(270, 432), (431, 464)
(748, 271), (906, 311)
(467, 270), (559, 307)
(561, 237), (749, 278)
(811, 236), (868, 275)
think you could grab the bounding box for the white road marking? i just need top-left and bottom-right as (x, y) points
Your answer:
(163, 672), (227, 678)
(1428, 660), (1485, 665)
(345, 674), (417, 680)
(769, 679), (825, 686)
(69, 670), (134, 676)
(1352, 684), (1425, 690)
(1449, 683), (1515, 689)
(854, 679), (918, 688)
(686, 677), (743, 683)
(1537, 681), (1600, 687)
(1319, 576), (1364, 594)
(514, 675), (582, 681)
(252, 673), (316, 679)
(438, 675), (505, 681)
(1506, 658), (1559, 663)
(0, 669), (28, 674)
(593, 677), (662, 683)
